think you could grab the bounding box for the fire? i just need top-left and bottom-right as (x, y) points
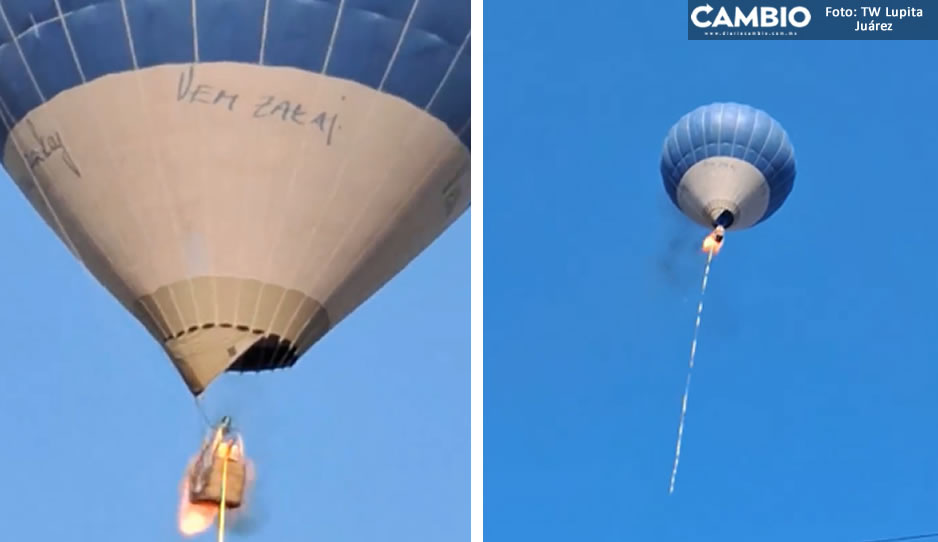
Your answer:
(701, 235), (722, 254)
(177, 437), (253, 537)
(217, 440), (243, 462)
(701, 226), (725, 254)
(178, 477), (218, 537)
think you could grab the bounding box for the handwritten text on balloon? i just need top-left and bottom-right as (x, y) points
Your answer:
(176, 66), (341, 146)
(23, 119), (81, 178)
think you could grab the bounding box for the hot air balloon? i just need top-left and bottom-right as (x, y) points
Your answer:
(660, 103), (795, 494)
(660, 102), (795, 233)
(0, 0), (470, 396)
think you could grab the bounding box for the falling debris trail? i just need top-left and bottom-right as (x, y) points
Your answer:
(668, 246), (716, 495)
(218, 444), (231, 542)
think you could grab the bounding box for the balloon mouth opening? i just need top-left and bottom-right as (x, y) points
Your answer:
(711, 209), (735, 229)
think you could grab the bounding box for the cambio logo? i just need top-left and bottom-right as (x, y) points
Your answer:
(691, 4), (811, 28)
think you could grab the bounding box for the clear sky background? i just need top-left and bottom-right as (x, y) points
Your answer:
(0, 180), (468, 534)
(487, 2), (938, 541)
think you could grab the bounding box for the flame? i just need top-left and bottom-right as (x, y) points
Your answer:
(178, 461), (219, 537)
(701, 227), (724, 255)
(701, 235), (722, 254)
(177, 436), (253, 537)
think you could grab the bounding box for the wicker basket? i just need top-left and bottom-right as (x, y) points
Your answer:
(189, 456), (246, 508)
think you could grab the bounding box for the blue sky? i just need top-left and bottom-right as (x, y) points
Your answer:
(487, 2), (938, 541)
(0, 187), (468, 535)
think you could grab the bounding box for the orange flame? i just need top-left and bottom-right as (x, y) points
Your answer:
(701, 227), (724, 255)
(178, 479), (218, 537)
(701, 236), (722, 254)
(177, 438), (254, 537)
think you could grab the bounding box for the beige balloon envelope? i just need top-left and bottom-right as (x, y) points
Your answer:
(1, 62), (470, 395)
